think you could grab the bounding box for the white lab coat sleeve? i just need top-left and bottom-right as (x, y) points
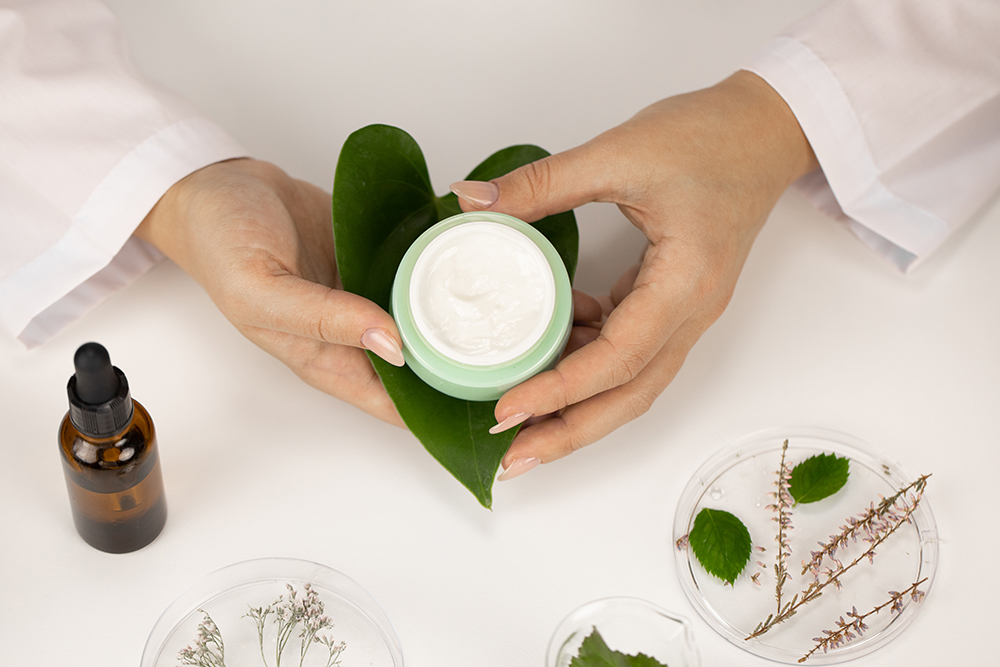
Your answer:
(0, 0), (245, 347)
(745, 0), (1000, 272)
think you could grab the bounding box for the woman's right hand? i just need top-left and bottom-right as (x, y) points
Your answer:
(452, 71), (819, 478)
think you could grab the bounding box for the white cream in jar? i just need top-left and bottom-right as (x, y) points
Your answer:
(409, 221), (556, 366)
(391, 212), (573, 401)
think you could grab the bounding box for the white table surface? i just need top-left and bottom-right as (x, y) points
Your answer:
(2, 1), (998, 665)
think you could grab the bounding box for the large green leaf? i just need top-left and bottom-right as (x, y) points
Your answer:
(332, 125), (578, 508)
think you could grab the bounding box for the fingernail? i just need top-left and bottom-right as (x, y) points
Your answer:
(450, 180), (499, 208)
(361, 328), (405, 367)
(498, 457), (540, 482)
(489, 412), (531, 435)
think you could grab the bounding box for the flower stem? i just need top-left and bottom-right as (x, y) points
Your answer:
(801, 475), (930, 577)
(798, 578), (928, 662)
(747, 474), (928, 640)
(772, 439), (793, 617)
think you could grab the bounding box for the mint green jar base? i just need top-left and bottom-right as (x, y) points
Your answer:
(401, 330), (571, 401)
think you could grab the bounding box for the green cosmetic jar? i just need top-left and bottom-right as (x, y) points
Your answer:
(391, 212), (573, 401)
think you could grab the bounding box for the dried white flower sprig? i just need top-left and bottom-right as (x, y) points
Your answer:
(245, 583), (346, 667)
(177, 583), (346, 667)
(178, 611), (226, 667)
(798, 577), (928, 663)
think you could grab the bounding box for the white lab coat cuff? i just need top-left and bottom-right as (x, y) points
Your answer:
(745, 37), (951, 272)
(0, 117), (245, 347)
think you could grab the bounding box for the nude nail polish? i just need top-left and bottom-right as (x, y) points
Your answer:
(498, 457), (540, 481)
(449, 181), (499, 208)
(361, 328), (405, 366)
(489, 412), (532, 435)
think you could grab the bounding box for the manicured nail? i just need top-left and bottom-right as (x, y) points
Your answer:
(361, 328), (405, 367)
(450, 180), (499, 208)
(489, 412), (531, 435)
(498, 457), (540, 482)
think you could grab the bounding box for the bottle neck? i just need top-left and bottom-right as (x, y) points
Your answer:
(67, 368), (134, 438)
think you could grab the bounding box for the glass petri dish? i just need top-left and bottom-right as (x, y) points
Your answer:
(142, 557), (403, 667)
(546, 597), (700, 667)
(673, 427), (937, 664)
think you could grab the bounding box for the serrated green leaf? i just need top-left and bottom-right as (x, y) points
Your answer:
(332, 125), (578, 508)
(788, 453), (850, 504)
(689, 507), (751, 585)
(569, 627), (669, 667)
(627, 656), (668, 667)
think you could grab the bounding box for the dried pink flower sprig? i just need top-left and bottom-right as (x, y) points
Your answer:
(802, 475), (931, 580)
(747, 473), (930, 642)
(767, 440), (795, 616)
(798, 578), (928, 663)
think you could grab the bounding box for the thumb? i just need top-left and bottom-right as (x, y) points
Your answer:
(450, 143), (612, 223)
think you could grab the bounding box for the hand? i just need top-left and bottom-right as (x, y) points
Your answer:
(136, 158), (405, 426)
(452, 71), (818, 479)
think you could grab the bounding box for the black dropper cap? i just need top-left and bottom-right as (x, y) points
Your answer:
(67, 342), (134, 438)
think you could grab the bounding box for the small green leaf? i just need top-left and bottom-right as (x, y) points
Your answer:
(788, 453), (850, 504)
(688, 508), (751, 585)
(332, 125), (578, 508)
(569, 627), (669, 667)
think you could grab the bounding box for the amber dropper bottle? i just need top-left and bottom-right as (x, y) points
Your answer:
(59, 342), (167, 553)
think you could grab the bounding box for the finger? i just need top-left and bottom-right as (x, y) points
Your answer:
(241, 324), (405, 427)
(499, 316), (708, 471)
(564, 324), (601, 357)
(572, 289), (603, 324)
(493, 244), (699, 424)
(224, 268), (405, 367)
(596, 295), (615, 318)
(450, 140), (619, 223)
(611, 262), (642, 307)
(523, 412), (556, 428)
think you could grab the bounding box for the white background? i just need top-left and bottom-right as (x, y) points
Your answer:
(2, 1), (998, 666)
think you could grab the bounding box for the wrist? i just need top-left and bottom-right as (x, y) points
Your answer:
(134, 158), (255, 274)
(724, 70), (819, 188)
